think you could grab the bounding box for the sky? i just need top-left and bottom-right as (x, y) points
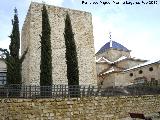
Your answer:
(0, 0), (160, 60)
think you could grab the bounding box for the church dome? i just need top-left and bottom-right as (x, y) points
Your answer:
(96, 40), (130, 54)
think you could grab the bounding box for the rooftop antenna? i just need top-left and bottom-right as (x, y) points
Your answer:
(109, 32), (112, 47)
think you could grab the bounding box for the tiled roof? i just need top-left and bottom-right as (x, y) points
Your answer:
(96, 40), (130, 54)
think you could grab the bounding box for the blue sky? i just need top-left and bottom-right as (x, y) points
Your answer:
(0, 0), (160, 60)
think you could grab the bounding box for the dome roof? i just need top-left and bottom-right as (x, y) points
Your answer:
(96, 40), (130, 54)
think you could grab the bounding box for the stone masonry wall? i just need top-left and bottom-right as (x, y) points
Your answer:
(0, 95), (160, 120)
(21, 2), (97, 86)
(21, 6), (31, 85)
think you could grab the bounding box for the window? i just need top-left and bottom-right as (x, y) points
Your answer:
(139, 70), (143, 74)
(129, 73), (133, 77)
(0, 72), (6, 85)
(100, 81), (103, 85)
(149, 67), (153, 71)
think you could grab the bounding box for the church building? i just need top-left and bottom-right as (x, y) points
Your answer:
(96, 36), (160, 88)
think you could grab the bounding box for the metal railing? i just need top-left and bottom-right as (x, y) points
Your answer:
(0, 84), (99, 98)
(0, 83), (159, 98)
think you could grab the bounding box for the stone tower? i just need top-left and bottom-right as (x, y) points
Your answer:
(21, 2), (97, 86)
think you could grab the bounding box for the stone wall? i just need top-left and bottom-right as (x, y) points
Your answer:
(21, 2), (97, 86)
(96, 63), (109, 75)
(102, 73), (116, 87)
(21, 6), (31, 85)
(115, 72), (130, 86)
(0, 95), (160, 119)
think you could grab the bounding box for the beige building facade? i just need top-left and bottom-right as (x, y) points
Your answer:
(21, 2), (97, 86)
(0, 59), (6, 72)
(0, 59), (6, 85)
(96, 39), (160, 88)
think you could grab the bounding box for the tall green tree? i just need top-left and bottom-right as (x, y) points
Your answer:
(8, 8), (21, 84)
(40, 4), (52, 87)
(64, 13), (79, 86)
(0, 8), (27, 85)
(0, 8), (28, 97)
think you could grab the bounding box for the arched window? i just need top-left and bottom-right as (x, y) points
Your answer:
(149, 67), (153, 71)
(100, 81), (103, 85)
(129, 73), (133, 77)
(139, 70), (143, 74)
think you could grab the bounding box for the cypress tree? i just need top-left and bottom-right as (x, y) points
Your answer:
(3, 8), (28, 97)
(40, 4), (52, 96)
(64, 13), (79, 86)
(0, 8), (28, 97)
(1, 8), (27, 85)
(8, 8), (21, 85)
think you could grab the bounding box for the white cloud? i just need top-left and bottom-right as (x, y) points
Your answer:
(93, 15), (159, 60)
(92, 10), (158, 60)
(0, 38), (10, 50)
(92, 17), (114, 51)
(126, 31), (158, 60)
(29, 0), (64, 6)
(92, 9), (127, 53)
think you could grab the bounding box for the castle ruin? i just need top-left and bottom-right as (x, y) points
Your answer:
(21, 2), (97, 86)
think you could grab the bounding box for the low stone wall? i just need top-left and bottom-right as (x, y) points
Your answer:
(0, 95), (160, 120)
